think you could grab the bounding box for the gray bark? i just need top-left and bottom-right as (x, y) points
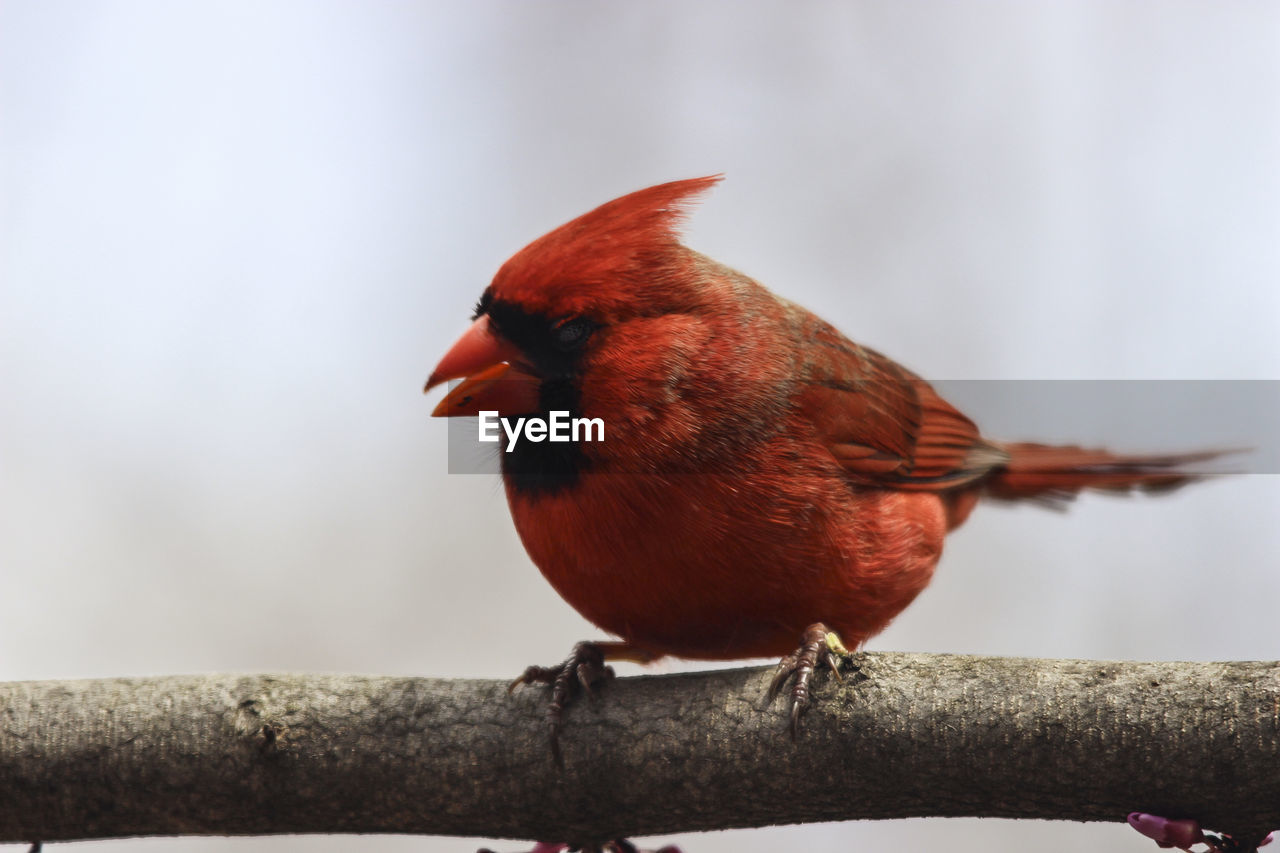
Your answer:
(0, 653), (1277, 849)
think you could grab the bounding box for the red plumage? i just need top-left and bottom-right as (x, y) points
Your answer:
(427, 177), (1217, 662)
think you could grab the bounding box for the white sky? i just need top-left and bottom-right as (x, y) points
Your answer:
(2, 3), (1278, 853)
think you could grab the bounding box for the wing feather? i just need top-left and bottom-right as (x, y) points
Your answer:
(796, 318), (1006, 490)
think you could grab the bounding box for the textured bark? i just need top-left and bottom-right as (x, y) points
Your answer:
(0, 654), (1277, 848)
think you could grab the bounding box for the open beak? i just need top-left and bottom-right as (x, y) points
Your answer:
(424, 316), (542, 417)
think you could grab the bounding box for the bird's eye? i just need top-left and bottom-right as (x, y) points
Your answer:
(552, 317), (594, 351)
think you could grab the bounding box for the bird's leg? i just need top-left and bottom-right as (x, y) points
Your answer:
(509, 640), (657, 765)
(766, 622), (852, 739)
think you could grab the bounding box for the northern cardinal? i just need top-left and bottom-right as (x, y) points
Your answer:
(425, 176), (1218, 742)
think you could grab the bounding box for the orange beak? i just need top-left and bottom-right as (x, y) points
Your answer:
(424, 316), (542, 417)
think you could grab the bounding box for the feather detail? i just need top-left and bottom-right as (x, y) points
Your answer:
(984, 443), (1228, 500)
(795, 318), (1002, 490)
(490, 176), (724, 321)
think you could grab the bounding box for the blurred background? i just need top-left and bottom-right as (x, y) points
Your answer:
(2, 2), (1278, 852)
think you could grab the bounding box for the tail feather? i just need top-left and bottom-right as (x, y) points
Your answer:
(984, 442), (1231, 501)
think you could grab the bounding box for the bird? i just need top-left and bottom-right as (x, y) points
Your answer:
(424, 176), (1220, 749)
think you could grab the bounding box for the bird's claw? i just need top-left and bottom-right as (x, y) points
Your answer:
(509, 641), (616, 765)
(766, 622), (852, 739)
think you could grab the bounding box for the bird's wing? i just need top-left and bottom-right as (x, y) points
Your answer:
(795, 320), (1007, 490)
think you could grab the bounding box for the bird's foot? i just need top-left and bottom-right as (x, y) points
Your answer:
(509, 641), (618, 765)
(479, 842), (682, 853)
(766, 622), (853, 739)
(1128, 813), (1274, 852)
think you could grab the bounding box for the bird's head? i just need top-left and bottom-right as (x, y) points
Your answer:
(425, 176), (800, 492)
(424, 176), (723, 420)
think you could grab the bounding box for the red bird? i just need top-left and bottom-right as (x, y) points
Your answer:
(425, 176), (1216, 740)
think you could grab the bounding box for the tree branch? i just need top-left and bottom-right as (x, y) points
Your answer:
(1, 653), (1277, 847)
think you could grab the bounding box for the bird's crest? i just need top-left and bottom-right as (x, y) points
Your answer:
(490, 176), (722, 318)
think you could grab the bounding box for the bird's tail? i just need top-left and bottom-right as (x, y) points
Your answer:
(984, 442), (1231, 501)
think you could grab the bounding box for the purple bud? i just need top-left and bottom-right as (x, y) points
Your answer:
(1127, 813), (1205, 848)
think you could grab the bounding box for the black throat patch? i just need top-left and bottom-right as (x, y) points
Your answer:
(483, 297), (596, 496)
